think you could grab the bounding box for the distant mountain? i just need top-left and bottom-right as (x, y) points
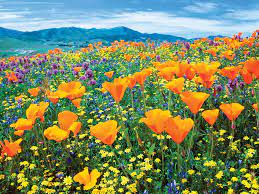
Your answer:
(0, 26), (186, 43)
(0, 27), (23, 38)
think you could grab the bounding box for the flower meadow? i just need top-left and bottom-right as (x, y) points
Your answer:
(0, 31), (259, 194)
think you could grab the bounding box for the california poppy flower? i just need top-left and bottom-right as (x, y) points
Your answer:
(73, 67), (82, 73)
(57, 81), (85, 100)
(104, 71), (114, 79)
(46, 90), (59, 104)
(219, 103), (244, 121)
(219, 66), (241, 81)
(73, 168), (101, 191)
(26, 102), (49, 123)
(5, 71), (18, 82)
(44, 111), (81, 142)
(10, 118), (33, 131)
(166, 77), (185, 94)
(90, 120), (120, 145)
(14, 130), (24, 137)
(242, 58), (259, 79)
(140, 109), (171, 134)
(158, 67), (177, 81)
(127, 75), (137, 89)
(72, 98), (82, 108)
(240, 68), (253, 84)
(28, 87), (40, 97)
(134, 70), (149, 87)
(180, 91), (210, 114)
(165, 116), (194, 144)
(252, 103), (258, 112)
(202, 109), (219, 126)
(0, 138), (23, 157)
(102, 78), (129, 103)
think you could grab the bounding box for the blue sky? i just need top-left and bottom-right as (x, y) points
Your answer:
(0, 0), (258, 38)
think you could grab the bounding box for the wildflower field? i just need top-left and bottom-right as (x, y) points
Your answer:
(0, 31), (259, 194)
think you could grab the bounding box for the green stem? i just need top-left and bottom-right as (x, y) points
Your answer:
(188, 114), (196, 157)
(117, 103), (132, 149)
(168, 91), (172, 111)
(131, 89), (134, 110)
(209, 126), (214, 158)
(177, 144), (181, 171)
(141, 85), (147, 113)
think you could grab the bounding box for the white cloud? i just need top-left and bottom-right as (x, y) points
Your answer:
(183, 2), (218, 13)
(224, 9), (259, 20)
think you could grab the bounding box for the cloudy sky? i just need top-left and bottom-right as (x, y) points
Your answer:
(0, 0), (258, 38)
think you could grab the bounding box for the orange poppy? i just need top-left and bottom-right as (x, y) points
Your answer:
(252, 103), (258, 112)
(166, 77), (185, 94)
(90, 120), (120, 145)
(127, 75), (137, 89)
(102, 78), (129, 103)
(46, 90), (59, 104)
(14, 130), (24, 137)
(202, 109), (219, 126)
(10, 118), (33, 131)
(124, 54), (132, 62)
(104, 71), (114, 79)
(219, 103), (244, 121)
(240, 68), (253, 84)
(140, 109), (171, 134)
(28, 87), (40, 97)
(26, 102), (49, 123)
(0, 138), (23, 157)
(158, 67), (177, 81)
(57, 81), (85, 100)
(44, 111), (81, 142)
(242, 58), (259, 79)
(73, 67), (82, 73)
(165, 116), (194, 144)
(5, 71), (18, 82)
(134, 69), (152, 87)
(73, 168), (101, 191)
(72, 98), (82, 108)
(180, 91), (210, 114)
(219, 66), (241, 81)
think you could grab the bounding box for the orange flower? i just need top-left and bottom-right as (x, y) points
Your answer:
(180, 91), (210, 114)
(220, 66), (241, 80)
(165, 116), (194, 144)
(72, 98), (82, 108)
(44, 111), (81, 142)
(5, 71), (18, 82)
(240, 68), (253, 84)
(73, 168), (101, 191)
(73, 67), (82, 73)
(90, 120), (120, 145)
(26, 102), (49, 123)
(28, 87), (40, 97)
(127, 75), (137, 89)
(14, 130), (24, 137)
(166, 77), (185, 94)
(140, 109), (171, 134)
(242, 58), (259, 79)
(158, 67), (177, 81)
(57, 81), (85, 100)
(124, 54), (132, 62)
(46, 90), (59, 104)
(134, 69), (152, 87)
(10, 118), (33, 131)
(252, 104), (258, 112)
(219, 103), (244, 121)
(102, 78), (129, 103)
(0, 138), (23, 157)
(104, 71), (114, 79)
(202, 109), (219, 126)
